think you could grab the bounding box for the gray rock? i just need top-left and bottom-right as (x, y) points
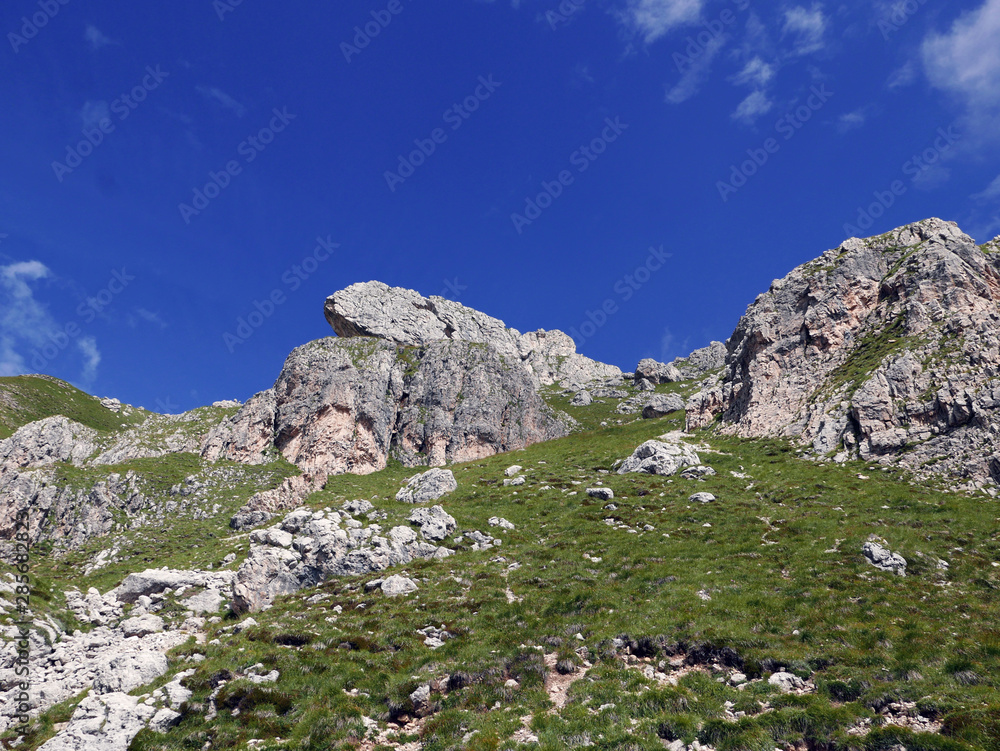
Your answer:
(642, 394), (686, 419)
(768, 671), (807, 693)
(586, 488), (614, 501)
(635, 378), (656, 391)
(325, 281), (621, 387)
(504, 465), (523, 477)
(111, 569), (235, 604)
(94, 651), (169, 694)
(201, 389), (278, 465)
(685, 218), (1000, 482)
(571, 390), (593, 406)
(37, 692), (156, 751)
(679, 465), (716, 479)
(503, 476), (526, 487)
(148, 707), (182, 733)
(635, 359), (682, 384)
(0, 416), (96, 473)
(408, 505), (457, 541)
(618, 437), (701, 476)
(488, 516), (515, 530)
(672, 341), (727, 378)
(689, 492), (716, 504)
(381, 575), (419, 597)
(396, 468), (457, 504)
(119, 614), (164, 638)
(230, 473), (326, 530)
(181, 589), (226, 615)
(863, 540), (907, 576)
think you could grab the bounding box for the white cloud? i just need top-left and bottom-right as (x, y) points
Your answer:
(85, 25), (115, 50)
(923, 0), (1000, 112)
(624, 0), (705, 44)
(129, 308), (168, 329)
(666, 33), (727, 103)
(731, 89), (774, 124)
(974, 174), (1000, 202)
(80, 101), (111, 129)
(196, 86), (247, 118)
(782, 3), (828, 56)
(836, 106), (873, 133)
(887, 61), (917, 89)
(0, 261), (101, 383)
(730, 56), (775, 88)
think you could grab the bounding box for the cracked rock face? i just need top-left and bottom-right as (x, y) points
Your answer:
(685, 219), (1000, 483)
(396, 468), (457, 504)
(231, 504), (452, 613)
(325, 281), (621, 388)
(617, 436), (701, 476)
(204, 337), (568, 477)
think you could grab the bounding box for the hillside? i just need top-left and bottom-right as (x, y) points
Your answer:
(2, 226), (1000, 751)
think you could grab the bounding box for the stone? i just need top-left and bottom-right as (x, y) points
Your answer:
(505, 465), (523, 477)
(679, 465), (716, 479)
(110, 569), (235, 604)
(503, 476), (526, 487)
(381, 575), (419, 596)
(635, 359), (682, 384)
(671, 341), (727, 378)
(488, 516), (515, 530)
(408, 505), (457, 541)
(571, 390), (593, 406)
(768, 671), (807, 693)
(230, 473), (327, 531)
(863, 540), (907, 576)
(684, 219), (1000, 482)
(396, 468), (458, 504)
(641, 394), (686, 419)
(37, 692), (156, 751)
(325, 281), (621, 387)
(618, 436), (701, 476)
(119, 614), (164, 638)
(586, 488), (614, 501)
(0, 416), (96, 473)
(94, 652), (169, 694)
(182, 589), (227, 615)
(689, 492), (716, 504)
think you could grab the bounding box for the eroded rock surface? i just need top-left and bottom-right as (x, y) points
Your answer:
(686, 219), (1000, 484)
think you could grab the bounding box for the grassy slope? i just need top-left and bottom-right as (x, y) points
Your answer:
(0, 375), (149, 439)
(5, 392), (1000, 750)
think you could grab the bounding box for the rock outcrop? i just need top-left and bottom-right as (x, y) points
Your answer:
(395, 468), (457, 504)
(325, 281), (622, 387)
(231, 504), (451, 612)
(617, 434), (701, 476)
(203, 337), (568, 476)
(686, 219), (1000, 485)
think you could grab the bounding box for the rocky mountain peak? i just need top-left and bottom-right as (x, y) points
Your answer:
(687, 217), (1000, 486)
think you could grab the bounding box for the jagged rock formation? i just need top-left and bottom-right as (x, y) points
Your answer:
(231, 504), (452, 613)
(686, 219), (1000, 485)
(672, 341), (727, 379)
(617, 434), (701, 475)
(325, 281), (622, 387)
(203, 338), (568, 476)
(0, 416), (96, 472)
(395, 468), (458, 504)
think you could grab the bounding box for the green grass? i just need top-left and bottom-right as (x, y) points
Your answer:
(0, 375), (149, 439)
(819, 315), (925, 400)
(5, 395), (1000, 750)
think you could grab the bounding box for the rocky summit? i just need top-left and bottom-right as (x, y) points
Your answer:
(687, 218), (1000, 488)
(6, 232), (1000, 751)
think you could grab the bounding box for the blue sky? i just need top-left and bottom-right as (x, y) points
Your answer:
(1, 0), (999, 411)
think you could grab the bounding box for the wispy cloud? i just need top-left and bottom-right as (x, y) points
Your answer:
(731, 89), (774, 124)
(84, 24), (116, 50)
(730, 56), (775, 88)
(196, 86), (247, 118)
(836, 106), (873, 133)
(0, 261), (101, 383)
(80, 101), (111, 129)
(128, 307), (168, 329)
(666, 33), (727, 103)
(974, 173), (1000, 202)
(782, 3), (828, 56)
(923, 0), (1000, 128)
(623, 0), (705, 44)
(887, 61), (917, 89)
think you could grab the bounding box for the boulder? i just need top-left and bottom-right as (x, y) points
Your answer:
(381, 575), (419, 597)
(94, 652), (169, 694)
(641, 394), (686, 419)
(689, 492), (716, 504)
(396, 468), (457, 504)
(37, 692), (157, 751)
(863, 540), (907, 576)
(571, 390), (593, 406)
(635, 359), (682, 384)
(408, 505), (457, 541)
(618, 437), (700, 476)
(119, 614), (164, 638)
(586, 488), (614, 501)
